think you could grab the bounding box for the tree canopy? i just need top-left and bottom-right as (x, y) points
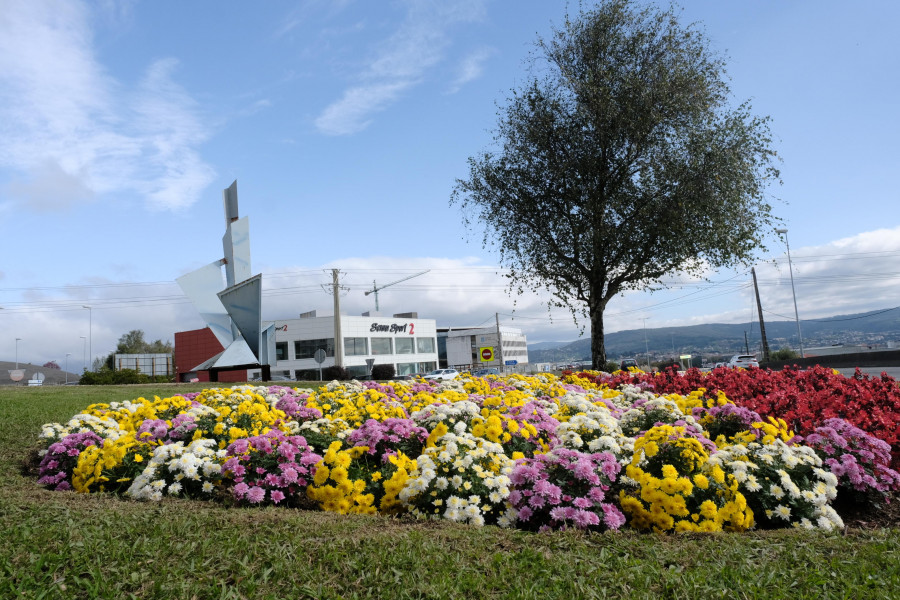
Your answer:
(451, 0), (780, 367)
(115, 330), (173, 355)
(101, 329), (173, 370)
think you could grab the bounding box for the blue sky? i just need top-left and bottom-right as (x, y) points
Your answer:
(2, 0), (900, 369)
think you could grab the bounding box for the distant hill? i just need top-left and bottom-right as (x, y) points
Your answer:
(527, 307), (900, 363)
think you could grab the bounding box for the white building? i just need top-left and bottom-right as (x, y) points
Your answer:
(444, 325), (529, 372)
(248, 312), (438, 380)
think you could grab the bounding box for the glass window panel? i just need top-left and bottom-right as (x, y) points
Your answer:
(395, 338), (414, 354)
(416, 337), (435, 353)
(275, 342), (288, 361)
(294, 338), (334, 359)
(397, 362), (418, 375)
(344, 337), (368, 356)
(371, 337), (393, 355)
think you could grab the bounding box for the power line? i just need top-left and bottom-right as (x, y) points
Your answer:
(763, 305), (900, 323)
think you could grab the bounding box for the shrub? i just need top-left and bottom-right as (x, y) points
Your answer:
(321, 365), (349, 381)
(371, 363), (395, 380)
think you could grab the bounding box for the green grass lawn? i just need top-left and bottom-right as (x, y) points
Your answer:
(2, 385), (899, 599)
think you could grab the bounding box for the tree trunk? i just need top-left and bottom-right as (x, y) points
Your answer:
(590, 302), (606, 369)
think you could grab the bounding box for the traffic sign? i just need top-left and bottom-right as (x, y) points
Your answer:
(480, 347), (494, 362)
(505, 360), (517, 366)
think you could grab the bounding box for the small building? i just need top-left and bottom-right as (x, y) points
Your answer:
(174, 328), (247, 383)
(441, 325), (529, 372)
(247, 313), (439, 380)
(114, 353), (173, 376)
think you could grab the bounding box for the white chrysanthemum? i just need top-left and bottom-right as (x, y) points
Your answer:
(745, 474), (762, 492)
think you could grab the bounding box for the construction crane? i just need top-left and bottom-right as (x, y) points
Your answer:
(365, 270), (429, 312)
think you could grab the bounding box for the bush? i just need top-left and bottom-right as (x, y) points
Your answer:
(770, 347), (799, 361)
(321, 365), (349, 381)
(371, 364), (395, 380)
(79, 367), (172, 385)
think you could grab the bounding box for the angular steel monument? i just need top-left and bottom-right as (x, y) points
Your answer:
(176, 181), (274, 380)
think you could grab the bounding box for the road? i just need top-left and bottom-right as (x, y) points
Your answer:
(834, 366), (900, 379)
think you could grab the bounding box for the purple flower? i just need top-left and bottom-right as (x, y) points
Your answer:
(38, 431), (103, 491)
(246, 486), (266, 504)
(573, 497), (593, 509)
(573, 509), (599, 528)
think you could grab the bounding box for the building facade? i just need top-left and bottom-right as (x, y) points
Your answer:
(247, 313), (439, 380)
(443, 326), (529, 372)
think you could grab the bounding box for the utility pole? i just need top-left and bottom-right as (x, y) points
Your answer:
(332, 269), (344, 368)
(495, 312), (504, 372)
(751, 267), (771, 362)
(744, 331), (750, 354)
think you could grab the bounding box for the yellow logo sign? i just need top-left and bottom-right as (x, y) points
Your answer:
(479, 347), (494, 362)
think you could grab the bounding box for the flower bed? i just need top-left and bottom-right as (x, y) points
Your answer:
(35, 371), (900, 533)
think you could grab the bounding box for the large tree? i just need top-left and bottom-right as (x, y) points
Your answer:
(451, 0), (780, 368)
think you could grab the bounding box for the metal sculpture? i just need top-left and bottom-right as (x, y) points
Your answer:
(176, 181), (274, 379)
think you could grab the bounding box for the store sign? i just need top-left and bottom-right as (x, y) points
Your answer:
(480, 347), (494, 362)
(369, 322), (415, 334)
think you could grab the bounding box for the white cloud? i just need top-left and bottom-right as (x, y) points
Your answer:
(314, 0), (488, 135)
(0, 0), (215, 212)
(5, 159), (94, 211)
(314, 81), (413, 136)
(6, 226), (900, 365)
(447, 47), (495, 93)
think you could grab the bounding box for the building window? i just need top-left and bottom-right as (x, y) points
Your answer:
(416, 337), (435, 353)
(395, 337), (414, 354)
(371, 337), (393, 355)
(275, 342), (288, 361)
(346, 365), (368, 378)
(396, 362), (418, 376)
(419, 361), (436, 372)
(344, 337), (368, 356)
(294, 338), (334, 359)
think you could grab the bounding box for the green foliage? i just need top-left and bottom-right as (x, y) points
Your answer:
(321, 365), (349, 381)
(770, 347), (800, 361)
(79, 367), (172, 385)
(115, 329), (173, 354)
(452, 0), (780, 368)
(371, 363), (396, 380)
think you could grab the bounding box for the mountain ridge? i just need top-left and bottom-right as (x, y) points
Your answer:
(527, 307), (900, 363)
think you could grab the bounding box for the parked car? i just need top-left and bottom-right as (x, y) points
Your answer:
(619, 358), (639, 370)
(423, 368), (459, 381)
(472, 367), (500, 377)
(726, 354), (759, 369)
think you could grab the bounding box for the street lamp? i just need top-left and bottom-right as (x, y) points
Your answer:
(15, 337), (21, 369)
(83, 305), (92, 371)
(80, 336), (87, 373)
(65, 353), (72, 384)
(775, 228), (804, 358)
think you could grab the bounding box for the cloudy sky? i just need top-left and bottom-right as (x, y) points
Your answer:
(2, 0), (899, 369)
